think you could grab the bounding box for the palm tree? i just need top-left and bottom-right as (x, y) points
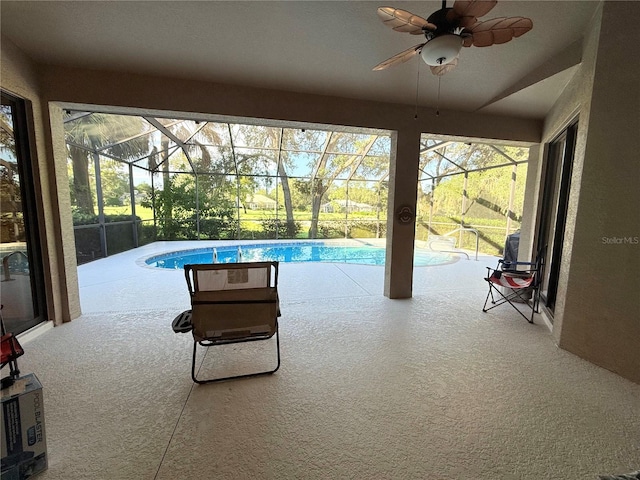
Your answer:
(65, 113), (149, 215)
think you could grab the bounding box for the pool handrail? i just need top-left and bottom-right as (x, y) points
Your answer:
(2, 250), (29, 281)
(443, 227), (479, 261)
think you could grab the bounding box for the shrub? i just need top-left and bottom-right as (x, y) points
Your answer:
(316, 221), (345, 239)
(347, 220), (386, 238)
(256, 218), (301, 239)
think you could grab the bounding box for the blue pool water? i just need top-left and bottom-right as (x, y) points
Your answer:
(144, 242), (453, 268)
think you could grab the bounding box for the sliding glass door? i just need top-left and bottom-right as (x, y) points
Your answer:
(537, 121), (577, 317)
(0, 91), (47, 334)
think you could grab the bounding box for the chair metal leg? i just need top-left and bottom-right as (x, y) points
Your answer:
(482, 286), (493, 312)
(482, 283), (535, 324)
(191, 326), (281, 384)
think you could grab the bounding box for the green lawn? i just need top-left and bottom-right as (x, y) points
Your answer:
(103, 205), (510, 254)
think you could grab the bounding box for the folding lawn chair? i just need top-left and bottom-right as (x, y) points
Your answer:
(482, 247), (545, 324)
(173, 261), (281, 384)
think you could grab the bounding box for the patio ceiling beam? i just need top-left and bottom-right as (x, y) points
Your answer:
(95, 128), (154, 154)
(63, 111), (92, 124)
(66, 118), (183, 168)
(346, 135), (378, 182)
(418, 168), (435, 180)
(321, 135), (380, 189)
(189, 141), (371, 157)
(227, 123), (242, 238)
(432, 150), (468, 173)
(93, 119), (183, 154)
(490, 145), (518, 164)
(311, 132), (334, 182)
(215, 144), (295, 153)
(427, 159), (528, 181)
(65, 138), (181, 170)
(418, 141), (459, 179)
(66, 139), (120, 162)
(144, 117), (196, 172)
(181, 121), (209, 145)
(65, 139), (96, 154)
(282, 147), (334, 154)
(138, 144), (182, 172)
(144, 117), (186, 149)
(420, 140), (453, 154)
(275, 127), (285, 215)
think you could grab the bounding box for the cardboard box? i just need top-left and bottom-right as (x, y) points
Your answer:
(1, 374), (48, 480)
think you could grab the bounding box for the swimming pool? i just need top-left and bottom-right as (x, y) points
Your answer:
(143, 242), (455, 268)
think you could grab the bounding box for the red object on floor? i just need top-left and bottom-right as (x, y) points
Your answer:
(1, 333), (24, 365)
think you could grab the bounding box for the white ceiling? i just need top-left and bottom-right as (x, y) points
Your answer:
(1, 1), (600, 119)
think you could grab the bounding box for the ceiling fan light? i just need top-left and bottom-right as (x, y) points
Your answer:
(420, 34), (462, 66)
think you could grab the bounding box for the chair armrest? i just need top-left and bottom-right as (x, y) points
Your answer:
(504, 260), (536, 267)
(499, 259), (537, 272)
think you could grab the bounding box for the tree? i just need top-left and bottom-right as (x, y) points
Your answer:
(307, 134), (379, 238)
(100, 159), (129, 206)
(0, 107), (23, 241)
(149, 121), (240, 239)
(234, 125), (299, 237)
(68, 145), (95, 214)
(66, 115), (393, 242)
(416, 141), (530, 244)
(66, 114), (149, 215)
(135, 182), (153, 202)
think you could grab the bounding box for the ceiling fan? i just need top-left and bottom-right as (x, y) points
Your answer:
(373, 0), (533, 76)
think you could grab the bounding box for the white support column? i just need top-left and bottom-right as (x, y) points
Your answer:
(384, 127), (421, 299)
(461, 171), (468, 245)
(506, 163), (517, 239)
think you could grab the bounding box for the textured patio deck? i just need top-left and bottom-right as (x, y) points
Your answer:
(77, 240), (492, 314)
(11, 241), (640, 479)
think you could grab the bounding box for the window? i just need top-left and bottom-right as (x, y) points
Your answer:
(0, 91), (47, 334)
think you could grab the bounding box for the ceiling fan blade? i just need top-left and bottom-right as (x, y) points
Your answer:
(373, 44), (424, 71)
(430, 57), (459, 76)
(377, 7), (436, 35)
(469, 17), (533, 47)
(447, 0), (498, 28)
(452, 0), (498, 19)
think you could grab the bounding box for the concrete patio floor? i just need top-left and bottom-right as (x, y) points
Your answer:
(10, 240), (639, 479)
(77, 240), (495, 315)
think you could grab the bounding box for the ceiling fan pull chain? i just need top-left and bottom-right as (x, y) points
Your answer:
(436, 76), (441, 117)
(414, 63), (421, 120)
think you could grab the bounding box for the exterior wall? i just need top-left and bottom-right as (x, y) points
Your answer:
(542, 2), (640, 383)
(0, 37), (78, 324)
(541, 6), (601, 343)
(45, 103), (81, 320)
